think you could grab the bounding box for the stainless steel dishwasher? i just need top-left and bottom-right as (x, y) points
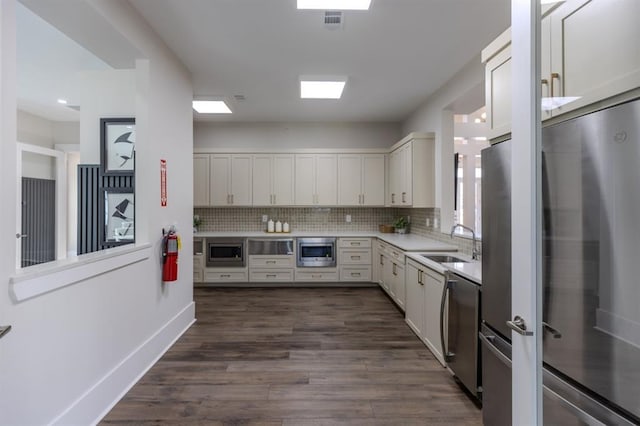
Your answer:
(441, 271), (481, 399)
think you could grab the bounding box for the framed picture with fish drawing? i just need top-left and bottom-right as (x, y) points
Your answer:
(101, 188), (135, 246)
(100, 117), (135, 175)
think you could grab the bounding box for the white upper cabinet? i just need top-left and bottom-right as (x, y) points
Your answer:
(210, 154), (252, 206)
(193, 154), (210, 207)
(483, 0), (640, 140)
(252, 154), (294, 206)
(337, 154), (385, 206)
(295, 154), (337, 206)
(388, 134), (435, 208)
(547, 0), (640, 116)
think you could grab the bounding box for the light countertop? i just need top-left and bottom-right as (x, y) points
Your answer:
(194, 231), (458, 253)
(405, 252), (482, 284)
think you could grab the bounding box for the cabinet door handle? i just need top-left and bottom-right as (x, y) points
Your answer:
(273, 194), (276, 205)
(550, 72), (560, 97)
(402, 192), (406, 203)
(391, 193), (395, 204)
(231, 194), (234, 204)
(380, 254), (384, 265)
(418, 270), (423, 285)
(392, 263), (397, 276)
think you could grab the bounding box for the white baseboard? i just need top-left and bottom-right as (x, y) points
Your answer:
(50, 302), (196, 426)
(595, 307), (640, 349)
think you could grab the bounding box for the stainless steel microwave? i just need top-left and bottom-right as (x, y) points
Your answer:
(206, 238), (246, 268)
(296, 237), (336, 267)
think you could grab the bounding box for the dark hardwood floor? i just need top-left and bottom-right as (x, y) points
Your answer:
(101, 287), (481, 425)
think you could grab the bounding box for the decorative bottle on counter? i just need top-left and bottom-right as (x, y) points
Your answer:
(267, 219), (274, 233)
(283, 222), (290, 233)
(275, 220), (282, 233)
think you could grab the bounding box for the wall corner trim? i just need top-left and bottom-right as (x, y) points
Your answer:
(51, 301), (196, 425)
(10, 243), (152, 302)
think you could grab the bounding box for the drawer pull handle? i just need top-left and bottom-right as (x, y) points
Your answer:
(266, 260), (276, 264)
(312, 274), (321, 278)
(221, 274), (231, 278)
(351, 272), (361, 277)
(350, 242), (360, 246)
(351, 256), (361, 260)
(266, 274), (277, 278)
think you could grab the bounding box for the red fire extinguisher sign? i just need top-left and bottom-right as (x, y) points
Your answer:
(160, 159), (167, 207)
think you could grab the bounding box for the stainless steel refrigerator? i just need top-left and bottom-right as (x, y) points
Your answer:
(480, 98), (640, 425)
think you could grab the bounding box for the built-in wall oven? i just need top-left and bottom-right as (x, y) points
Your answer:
(296, 237), (336, 267)
(206, 238), (246, 268)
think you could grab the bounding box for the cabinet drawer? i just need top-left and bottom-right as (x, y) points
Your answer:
(204, 270), (248, 282)
(340, 267), (372, 282)
(388, 248), (405, 263)
(338, 238), (372, 248)
(193, 269), (203, 283)
(295, 270), (339, 282)
(339, 249), (372, 265)
(249, 269), (294, 282)
(249, 255), (295, 268)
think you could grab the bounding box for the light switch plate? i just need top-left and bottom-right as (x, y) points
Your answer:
(262, 215), (268, 223)
(434, 218), (439, 228)
(426, 218), (431, 227)
(345, 214), (352, 223)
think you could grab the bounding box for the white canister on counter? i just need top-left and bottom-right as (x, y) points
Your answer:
(283, 222), (290, 233)
(275, 220), (282, 233)
(267, 219), (274, 232)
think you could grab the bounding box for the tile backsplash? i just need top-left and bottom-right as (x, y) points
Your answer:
(194, 207), (477, 256)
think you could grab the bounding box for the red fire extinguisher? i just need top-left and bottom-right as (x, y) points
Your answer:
(162, 230), (179, 282)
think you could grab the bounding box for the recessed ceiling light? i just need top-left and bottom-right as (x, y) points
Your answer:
(192, 100), (232, 114)
(300, 80), (346, 99)
(297, 0), (371, 10)
(474, 137), (488, 141)
(57, 99), (68, 104)
(540, 0), (565, 4)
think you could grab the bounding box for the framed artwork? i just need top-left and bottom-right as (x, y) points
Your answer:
(102, 188), (135, 244)
(101, 117), (136, 175)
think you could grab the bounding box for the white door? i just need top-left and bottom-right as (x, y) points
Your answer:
(294, 154), (315, 205)
(193, 154), (210, 206)
(272, 154), (294, 205)
(337, 154), (362, 206)
(315, 154), (337, 205)
(511, 2), (543, 424)
(404, 262), (424, 336)
(230, 155), (252, 206)
(362, 154), (385, 206)
(210, 155), (231, 206)
(252, 154), (272, 206)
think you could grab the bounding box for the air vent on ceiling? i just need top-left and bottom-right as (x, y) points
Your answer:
(233, 95), (246, 101)
(324, 11), (344, 29)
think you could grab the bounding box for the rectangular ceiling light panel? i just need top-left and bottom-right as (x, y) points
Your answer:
(192, 100), (232, 114)
(300, 81), (346, 99)
(297, 0), (371, 10)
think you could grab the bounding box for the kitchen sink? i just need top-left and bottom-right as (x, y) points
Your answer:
(420, 254), (468, 263)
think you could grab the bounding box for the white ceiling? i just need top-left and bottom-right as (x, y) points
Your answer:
(129, 0), (511, 123)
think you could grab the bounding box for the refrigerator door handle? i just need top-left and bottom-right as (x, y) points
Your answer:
(440, 279), (455, 362)
(542, 322), (562, 339)
(479, 331), (511, 367)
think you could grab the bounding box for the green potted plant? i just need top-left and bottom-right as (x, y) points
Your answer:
(193, 215), (202, 233)
(393, 216), (409, 234)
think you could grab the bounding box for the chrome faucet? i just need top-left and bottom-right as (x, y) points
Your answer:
(450, 223), (480, 260)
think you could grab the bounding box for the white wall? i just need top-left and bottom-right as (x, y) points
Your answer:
(195, 121), (401, 151)
(79, 69), (136, 163)
(402, 55), (485, 232)
(0, 1), (194, 424)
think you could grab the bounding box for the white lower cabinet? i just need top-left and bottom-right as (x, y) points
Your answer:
(375, 240), (406, 310)
(405, 259), (425, 336)
(340, 267), (372, 282)
(203, 269), (248, 283)
(404, 258), (447, 367)
(423, 267), (447, 367)
(295, 269), (339, 282)
(249, 270), (293, 282)
(338, 238), (372, 282)
(193, 255), (204, 283)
